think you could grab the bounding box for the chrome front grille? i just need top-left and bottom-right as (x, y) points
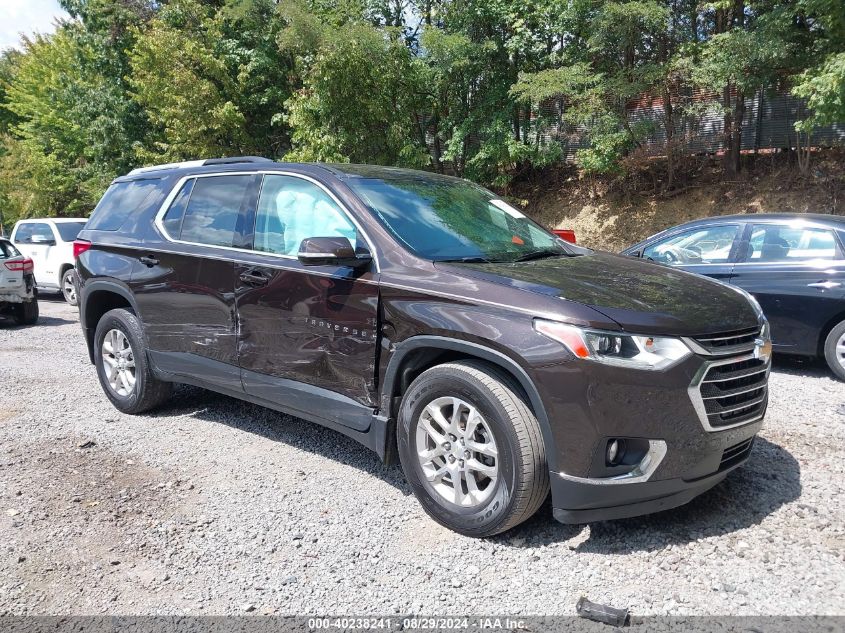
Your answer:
(689, 354), (769, 431)
(688, 326), (761, 356)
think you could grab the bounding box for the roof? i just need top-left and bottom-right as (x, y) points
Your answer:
(321, 164), (464, 183)
(16, 217), (88, 223)
(677, 212), (845, 227)
(118, 156), (465, 185)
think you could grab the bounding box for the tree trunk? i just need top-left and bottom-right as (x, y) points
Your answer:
(663, 86), (675, 192)
(730, 88), (745, 174)
(797, 130), (812, 175)
(722, 85), (736, 174)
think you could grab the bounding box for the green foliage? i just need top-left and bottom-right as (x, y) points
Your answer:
(0, 0), (843, 222)
(281, 11), (428, 166)
(793, 53), (845, 131)
(129, 0), (292, 162)
(0, 29), (129, 219)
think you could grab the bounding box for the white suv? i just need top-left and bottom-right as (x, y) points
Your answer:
(11, 218), (87, 305)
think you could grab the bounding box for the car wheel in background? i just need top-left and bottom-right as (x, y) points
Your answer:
(93, 308), (172, 414)
(13, 300), (39, 326)
(397, 360), (549, 537)
(823, 320), (845, 381)
(61, 269), (78, 306)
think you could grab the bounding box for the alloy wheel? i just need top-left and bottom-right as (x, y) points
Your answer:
(415, 396), (499, 507)
(101, 329), (136, 397)
(837, 331), (845, 370)
(62, 271), (77, 304)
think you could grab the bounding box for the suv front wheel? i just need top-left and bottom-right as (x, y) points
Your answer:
(94, 308), (172, 413)
(397, 360), (549, 537)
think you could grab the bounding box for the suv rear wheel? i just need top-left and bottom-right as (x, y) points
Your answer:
(13, 300), (39, 326)
(397, 361), (549, 537)
(824, 320), (845, 381)
(94, 308), (172, 413)
(61, 269), (78, 306)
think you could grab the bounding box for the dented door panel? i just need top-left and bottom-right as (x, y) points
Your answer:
(130, 248), (240, 370)
(233, 255), (379, 409)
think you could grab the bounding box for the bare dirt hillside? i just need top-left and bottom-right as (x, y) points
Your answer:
(511, 150), (845, 252)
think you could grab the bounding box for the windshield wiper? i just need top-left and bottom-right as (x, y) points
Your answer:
(437, 256), (496, 263)
(511, 249), (567, 262)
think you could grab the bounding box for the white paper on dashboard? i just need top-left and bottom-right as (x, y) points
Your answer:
(490, 199), (526, 219)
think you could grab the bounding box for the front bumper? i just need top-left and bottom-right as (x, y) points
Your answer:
(531, 339), (769, 523)
(551, 422), (760, 523)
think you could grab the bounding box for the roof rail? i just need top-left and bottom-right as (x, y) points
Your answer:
(202, 156), (273, 166)
(127, 160), (205, 176)
(127, 156), (273, 176)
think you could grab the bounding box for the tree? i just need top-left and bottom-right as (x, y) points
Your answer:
(1, 28), (132, 218)
(279, 2), (427, 166)
(790, 0), (845, 173)
(129, 0), (293, 162)
(511, 0), (669, 178)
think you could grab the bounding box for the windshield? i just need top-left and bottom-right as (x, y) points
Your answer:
(55, 221), (86, 242)
(347, 176), (570, 262)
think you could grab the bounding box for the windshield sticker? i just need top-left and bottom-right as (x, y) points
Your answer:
(491, 199), (526, 219)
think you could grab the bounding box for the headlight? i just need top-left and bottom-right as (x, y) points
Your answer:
(534, 319), (692, 370)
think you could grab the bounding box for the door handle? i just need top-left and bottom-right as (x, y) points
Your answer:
(807, 281), (842, 289)
(139, 255), (159, 267)
(239, 270), (270, 287)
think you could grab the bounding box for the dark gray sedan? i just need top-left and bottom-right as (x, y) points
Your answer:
(623, 213), (845, 380)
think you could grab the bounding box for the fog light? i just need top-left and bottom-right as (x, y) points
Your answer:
(606, 439), (626, 466)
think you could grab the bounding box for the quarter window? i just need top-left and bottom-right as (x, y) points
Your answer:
(87, 179), (162, 231)
(746, 224), (841, 262)
(642, 225), (739, 265)
(253, 175), (357, 256)
(165, 175), (252, 247)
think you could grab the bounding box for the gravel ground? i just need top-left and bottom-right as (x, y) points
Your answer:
(0, 298), (843, 617)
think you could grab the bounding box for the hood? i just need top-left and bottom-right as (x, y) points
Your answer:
(437, 252), (759, 336)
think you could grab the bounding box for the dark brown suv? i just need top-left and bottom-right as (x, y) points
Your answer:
(75, 157), (771, 536)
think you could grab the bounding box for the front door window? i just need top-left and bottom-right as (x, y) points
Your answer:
(254, 175), (357, 256)
(642, 225), (740, 265)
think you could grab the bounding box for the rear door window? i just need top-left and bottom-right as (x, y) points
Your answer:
(746, 224), (842, 262)
(177, 175), (253, 248)
(161, 179), (196, 238)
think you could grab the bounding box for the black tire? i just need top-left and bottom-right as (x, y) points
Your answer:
(93, 308), (172, 414)
(823, 320), (845, 381)
(397, 360), (549, 537)
(61, 268), (78, 306)
(13, 300), (39, 326)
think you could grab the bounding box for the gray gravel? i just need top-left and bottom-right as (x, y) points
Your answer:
(1, 299), (843, 616)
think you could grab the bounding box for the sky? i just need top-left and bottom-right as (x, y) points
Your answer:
(0, 0), (70, 51)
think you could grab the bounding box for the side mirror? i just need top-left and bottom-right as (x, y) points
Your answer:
(297, 236), (372, 268)
(31, 235), (56, 245)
